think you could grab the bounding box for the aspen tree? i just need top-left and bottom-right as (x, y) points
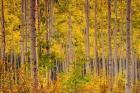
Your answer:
(1, 0), (5, 62)
(114, 0), (118, 76)
(30, 0), (39, 92)
(67, 15), (73, 70)
(107, 0), (113, 91)
(0, 0), (5, 89)
(125, 0), (132, 93)
(94, 0), (98, 74)
(84, 0), (90, 76)
(45, 0), (49, 54)
(20, 0), (25, 65)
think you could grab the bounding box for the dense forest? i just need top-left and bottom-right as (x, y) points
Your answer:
(0, 0), (140, 93)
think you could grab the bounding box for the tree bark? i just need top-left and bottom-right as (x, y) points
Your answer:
(30, 0), (39, 92)
(67, 15), (73, 72)
(101, 19), (106, 75)
(1, 0), (6, 62)
(125, 0), (132, 93)
(24, 0), (29, 63)
(20, 0), (25, 65)
(84, 0), (90, 75)
(94, 0), (98, 75)
(45, 0), (50, 55)
(107, 0), (113, 91)
(36, 0), (42, 57)
(36, 0), (40, 33)
(68, 15), (73, 64)
(114, 0), (118, 77)
(85, 0), (90, 59)
(0, 0), (6, 89)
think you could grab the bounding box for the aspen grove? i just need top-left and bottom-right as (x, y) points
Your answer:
(0, 0), (140, 93)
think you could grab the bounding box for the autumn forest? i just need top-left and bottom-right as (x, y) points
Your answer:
(0, 0), (140, 93)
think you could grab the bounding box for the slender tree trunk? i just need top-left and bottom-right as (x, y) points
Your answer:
(1, 0), (6, 90)
(24, 0), (29, 63)
(36, 0), (40, 32)
(10, 51), (14, 91)
(130, 10), (136, 84)
(119, 9), (125, 74)
(48, 0), (57, 82)
(30, 0), (39, 92)
(45, 0), (49, 55)
(100, 0), (106, 77)
(36, 0), (42, 57)
(13, 52), (17, 84)
(131, 51), (135, 84)
(85, 0), (90, 59)
(94, 0), (98, 75)
(45, 0), (54, 55)
(125, 0), (132, 93)
(68, 15), (73, 64)
(135, 57), (138, 81)
(108, 0), (112, 76)
(114, 0), (118, 77)
(138, 60), (140, 81)
(84, 0), (90, 75)
(1, 0), (5, 62)
(44, 0), (51, 87)
(9, 29), (14, 90)
(66, 15), (73, 72)
(107, 0), (113, 91)
(20, 0), (25, 65)
(100, 19), (106, 75)
(122, 58), (125, 72)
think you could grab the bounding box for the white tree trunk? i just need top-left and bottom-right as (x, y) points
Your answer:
(108, 0), (113, 91)
(94, 0), (99, 75)
(30, 0), (39, 92)
(125, 0), (132, 93)
(84, 0), (90, 75)
(114, 0), (118, 77)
